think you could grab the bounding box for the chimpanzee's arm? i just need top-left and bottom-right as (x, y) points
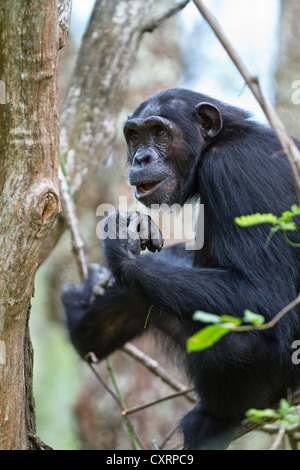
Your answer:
(102, 212), (289, 327)
(62, 244), (192, 359)
(105, 245), (250, 320)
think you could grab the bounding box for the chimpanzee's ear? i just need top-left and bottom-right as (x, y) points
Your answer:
(195, 102), (223, 139)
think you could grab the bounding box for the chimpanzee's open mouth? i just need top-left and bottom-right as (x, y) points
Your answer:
(135, 181), (162, 197)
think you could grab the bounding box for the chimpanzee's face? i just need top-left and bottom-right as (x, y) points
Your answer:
(124, 114), (184, 206)
(124, 96), (223, 207)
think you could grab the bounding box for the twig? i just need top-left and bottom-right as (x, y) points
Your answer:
(85, 352), (121, 407)
(193, 0), (300, 204)
(262, 424), (283, 434)
(28, 433), (53, 450)
(105, 357), (141, 450)
(122, 387), (195, 416)
(261, 293), (300, 329)
(142, 0), (190, 33)
(58, 164), (89, 281)
(232, 293), (300, 333)
(122, 342), (196, 403)
(269, 426), (286, 450)
(157, 424), (181, 450)
(262, 423), (300, 435)
(85, 352), (144, 450)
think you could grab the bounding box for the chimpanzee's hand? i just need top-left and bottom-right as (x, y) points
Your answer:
(102, 211), (164, 257)
(61, 263), (115, 308)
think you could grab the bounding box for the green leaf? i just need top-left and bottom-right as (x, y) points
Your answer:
(291, 205), (300, 216)
(244, 408), (281, 424)
(235, 213), (278, 227)
(278, 399), (290, 414)
(280, 210), (292, 219)
(219, 315), (242, 326)
(279, 413), (299, 430)
(277, 398), (297, 416)
(242, 310), (265, 325)
(193, 312), (242, 326)
(278, 221), (296, 231)
(186, 325), (232, 352)
(244, 397), (300, 430)
(193, 311), (221, 324)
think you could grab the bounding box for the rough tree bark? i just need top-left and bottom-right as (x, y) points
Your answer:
(0, 0), (61, 450)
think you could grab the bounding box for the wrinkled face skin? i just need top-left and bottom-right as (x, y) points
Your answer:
(123, 105), (199, 207)
(123, 94), (223, 207)
(124, 115), (181, 206)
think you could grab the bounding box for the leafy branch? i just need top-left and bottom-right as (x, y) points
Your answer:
(187, 309), (264, 352)
(235, 205), (300, 249)
(244, 399), (299, 431)
(187, 292), (300, 353)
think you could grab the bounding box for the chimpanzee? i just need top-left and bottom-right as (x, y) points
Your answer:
(62, 88), (300, 450)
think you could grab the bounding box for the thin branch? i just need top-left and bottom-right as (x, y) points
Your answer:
(58, 165), (89, 281)
(259, 293), (300, 329)
(261, 424), (283, 434)
(269, 426), (286, 450)
(85, 352), (121, 408)
(122, 387), (195, 416)
(122, 342), (196, 403)
(232, 293), (300, 333)
(142, 0), (190, 33)
(153, 424), (181, 450)
(262, 423), (300, 434)
(85, 352), (144, 450)
(193, 0), (300, 204)
(28, 433), (53, 451)
(105, 357), (141, 450)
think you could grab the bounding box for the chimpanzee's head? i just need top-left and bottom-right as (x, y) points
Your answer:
(123, 88), (224, 207)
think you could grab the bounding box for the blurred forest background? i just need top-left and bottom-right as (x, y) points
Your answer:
(31, 0), (300, 450)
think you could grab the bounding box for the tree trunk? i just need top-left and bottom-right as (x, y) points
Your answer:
(0, 0), (61, 449)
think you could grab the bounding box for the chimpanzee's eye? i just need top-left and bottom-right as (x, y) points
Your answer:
(156, 127), (167, 137)
(129, 130), (140, 142)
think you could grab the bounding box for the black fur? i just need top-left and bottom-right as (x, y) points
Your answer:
(62, 88), (300, 450)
